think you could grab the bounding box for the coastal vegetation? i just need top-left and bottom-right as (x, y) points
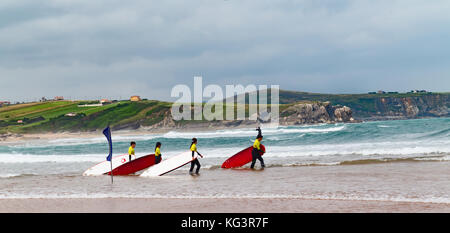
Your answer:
(0, 90), (448, 134)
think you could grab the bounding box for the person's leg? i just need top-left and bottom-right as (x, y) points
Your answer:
(258, 155), (265, 167)
(189, 152), (195, 173)
(129, 155), (132, 161)
(195, 159), (201, 174)
(189, 160), (195, 173)
(250, 149), (257, 169)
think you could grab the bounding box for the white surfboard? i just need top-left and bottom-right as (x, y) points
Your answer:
(83, 154), (135, 176)
(140, 151), (198, 177)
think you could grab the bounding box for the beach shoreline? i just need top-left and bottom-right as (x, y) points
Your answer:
(1, 197), (449, 213)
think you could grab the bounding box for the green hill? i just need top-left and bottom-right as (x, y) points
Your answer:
(0, 89), (448, 134)
(0, 100), (172, 134)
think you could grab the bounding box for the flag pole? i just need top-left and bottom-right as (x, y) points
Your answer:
(110, 157), (114, 184)
(109, 126), (113, 184)
(103, 125), (114, 184)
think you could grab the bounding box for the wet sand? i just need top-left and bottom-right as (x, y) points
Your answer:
(1, 161), (449, 213)
(1, 197), (449, 213)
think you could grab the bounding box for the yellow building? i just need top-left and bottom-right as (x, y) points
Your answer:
(130, 96), (141, 102)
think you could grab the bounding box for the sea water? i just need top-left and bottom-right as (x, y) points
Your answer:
(0, 118), (449, 204)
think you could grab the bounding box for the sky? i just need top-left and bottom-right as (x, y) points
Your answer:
(0, 0), (450, 102)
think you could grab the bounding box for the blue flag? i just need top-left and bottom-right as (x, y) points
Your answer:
(103, 126), (113, 161)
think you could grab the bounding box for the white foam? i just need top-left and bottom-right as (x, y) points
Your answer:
(0, 148), (199, 164)
(0, 153), (105, 163)
(1, 138), (449, 164)
(263, 140), (450, 158)
(0, 173), (22, 178)
(45, 134), (160, 146)
(162, 125), (346, 139)
(378, 125), (394, 128)
(413, 155), (450, 161)
(8, 125), (346, 148)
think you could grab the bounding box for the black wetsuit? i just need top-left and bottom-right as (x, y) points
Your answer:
(155, 155), (161, 164)
(251, 127), (265, 168)
(190, 151), (201, 173)
(251, 146), (265, 169)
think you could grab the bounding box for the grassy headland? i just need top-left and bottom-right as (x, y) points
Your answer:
(0, 90), (448, 134)
(0, 100), (171, 134)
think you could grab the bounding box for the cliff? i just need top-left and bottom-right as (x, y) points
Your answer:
(140, 101), (356, 131)
(277, 90), (450, 120)
(279, 102), (356, 125)
(366, 94), (450, 120)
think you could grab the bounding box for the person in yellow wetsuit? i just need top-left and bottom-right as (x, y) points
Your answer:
(251, 127), (265, 169)
(189, 138), (203, 174)
(128, 141), (136, 161)
(155, 142), (162, 164)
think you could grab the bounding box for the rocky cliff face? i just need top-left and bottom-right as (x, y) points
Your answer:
(279, 102), (356, 125)
(362, 94), (450, 120)
(137, 102), (356, 131)
(277, 90), (450, 121)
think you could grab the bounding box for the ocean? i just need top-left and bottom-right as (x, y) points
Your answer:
(0, 118), (449, 205)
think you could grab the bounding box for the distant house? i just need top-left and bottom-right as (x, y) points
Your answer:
(17, 120), (23, 124)
(78, 103), (103, 107)
(54, 96), (64, 101)
(377, 90), (386, 94)
(410, 90), (428, 93)
(0, 101), (10, 107)
(100, 99), (112, 105)
(65, 113), (77, 117)
(130, 96), (141, 102)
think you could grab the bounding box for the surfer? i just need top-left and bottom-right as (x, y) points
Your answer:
(155, 142), (162, 164)
(128, 141), (136, 161)
(251, 127), (265, 169)
(189, 138), (203, 174)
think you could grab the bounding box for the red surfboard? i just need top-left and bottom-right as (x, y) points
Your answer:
(221, 145), (266, 168)
(107, 154), (156, 175)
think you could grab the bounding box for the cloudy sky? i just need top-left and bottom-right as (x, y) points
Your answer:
(0, 0), (449, 102)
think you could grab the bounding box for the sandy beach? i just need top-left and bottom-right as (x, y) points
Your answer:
(1, 160), (449, 213)
(0, 131), (158, 145)
(1, 197), (449, 213)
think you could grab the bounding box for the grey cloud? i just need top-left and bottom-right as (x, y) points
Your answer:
(0, 0), (450, 102)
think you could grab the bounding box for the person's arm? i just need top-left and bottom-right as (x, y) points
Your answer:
(192, 149), (203, 158)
